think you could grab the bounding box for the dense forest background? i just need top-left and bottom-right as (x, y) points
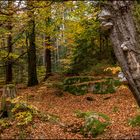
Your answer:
(0, 0), (118, 85)
(0, 0), (140, 139)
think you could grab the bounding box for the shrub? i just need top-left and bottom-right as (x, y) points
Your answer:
(15, 111), (32, 126)
(0, 119), (11, 129)
(75, 110), (110, 137)
(5, 96), (38, 126)
(129, 115), (140, 127)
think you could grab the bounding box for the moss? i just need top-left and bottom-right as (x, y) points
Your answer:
(63, 77), (121, 95)
(129, 115), (140, 127)
(63, 76), (100, 85)
(5, 84), (16, 88)
(64, 84), (87, 95)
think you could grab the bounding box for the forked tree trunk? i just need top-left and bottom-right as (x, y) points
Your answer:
(99, 1), (140, 106)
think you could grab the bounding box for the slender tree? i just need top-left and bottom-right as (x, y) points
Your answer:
(5, 1), (14, 84)
(43, 35), (52, 80)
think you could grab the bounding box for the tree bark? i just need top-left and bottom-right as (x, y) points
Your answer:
(43, 36), (52, 80)
(27, 19), (38, 86)
(5, 1), (13, 84)
(0, 84), (16, 118)
(27, 2), (38, 86)
(5, 32), (12, 84)
(99, 0), (140, 106)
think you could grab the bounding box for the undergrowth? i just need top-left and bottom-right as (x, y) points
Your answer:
(129, 115), (140, 127)
(75, 110), (110, 138)
(0, 96), (61, 131)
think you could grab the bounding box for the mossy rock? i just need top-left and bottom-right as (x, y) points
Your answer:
(64, 84), (87, 95)
(63, 76), (101, 85)
(63, 77), (121, 95)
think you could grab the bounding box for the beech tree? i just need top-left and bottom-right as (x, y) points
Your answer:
(99, 0), (140, 106)
(0, 0), (23, 84)
(27, 1), (38, 86)
(43, 11), (52, 80)
(43, 35), (52, 80)
(5, 1), (13, 84)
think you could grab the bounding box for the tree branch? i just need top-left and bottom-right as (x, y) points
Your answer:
(0, 51), (27, 67)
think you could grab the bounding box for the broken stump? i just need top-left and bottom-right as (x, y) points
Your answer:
(0, 84), (17, 118)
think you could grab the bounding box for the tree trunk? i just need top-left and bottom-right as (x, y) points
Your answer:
(27, 2), (38, 86)
(43, 14), (52, 80)
(5, 33), (12, 84)
(99, 1), (140, 106)
(44, 36), (52, 80)
(5, 1), (13, 84)
(27, 19), (38, 86)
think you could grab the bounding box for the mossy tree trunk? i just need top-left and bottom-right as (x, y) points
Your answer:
(27, 1), (38, 87)
(5, 1), (13, 84)
(5, 31), (13, 84)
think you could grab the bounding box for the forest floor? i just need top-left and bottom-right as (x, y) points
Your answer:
(0, 74), (140, 139)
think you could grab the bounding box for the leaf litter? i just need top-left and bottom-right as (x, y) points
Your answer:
(0, 78), (140, 139)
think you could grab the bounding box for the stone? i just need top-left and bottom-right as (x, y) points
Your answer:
(86, 96), (94, 101)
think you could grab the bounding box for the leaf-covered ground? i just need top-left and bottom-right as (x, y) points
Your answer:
(0, 75), (140, 139)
